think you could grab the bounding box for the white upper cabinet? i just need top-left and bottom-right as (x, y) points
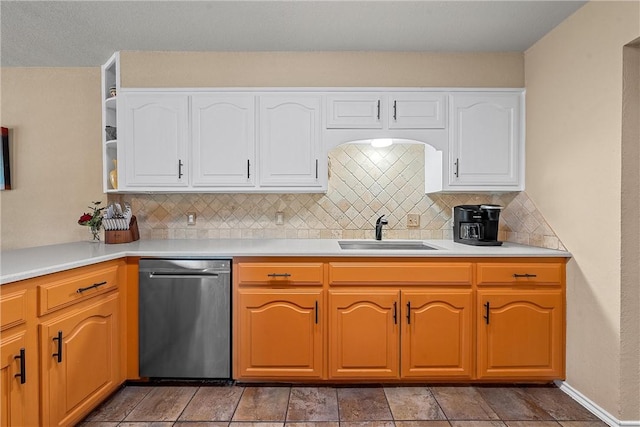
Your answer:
(387, 93), (446, 129)
(191, 94), (255, 187)
(107, 84), (523, 194)
(326, 94), (383, 129)
(259, 95), (323, 188)
(447, 92), (523, 191)
(326, 92), (445, 130)
(122, 93), (189, 187)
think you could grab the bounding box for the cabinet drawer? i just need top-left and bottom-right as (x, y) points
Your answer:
(237, 263), (324, 286)
(0, 289), (28, 331)
(37, 263), (119, 316)
(329, 262), (472, 285)
(477, 262), (563, 286)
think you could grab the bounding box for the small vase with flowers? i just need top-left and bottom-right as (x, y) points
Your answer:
(78, 201), (105, 242)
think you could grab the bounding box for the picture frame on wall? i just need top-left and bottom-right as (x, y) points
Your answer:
(1, 127), (12, 190)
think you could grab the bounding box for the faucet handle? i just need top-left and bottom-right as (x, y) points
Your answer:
(376, 215), (388, 225)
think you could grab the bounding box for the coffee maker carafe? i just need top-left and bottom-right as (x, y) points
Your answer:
(453, 205), (503, 246)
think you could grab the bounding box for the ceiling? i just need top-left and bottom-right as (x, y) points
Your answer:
(1, 1), (587, 67)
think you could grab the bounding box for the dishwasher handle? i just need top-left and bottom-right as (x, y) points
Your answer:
(148, 270), (224, 279)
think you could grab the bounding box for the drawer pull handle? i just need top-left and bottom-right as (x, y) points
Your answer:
(14, 348), (26, 384)
(267, 273), (291, 278)
(76, 281), (107, 293)
(484, 302), (490, 325)
(513, 273), (537, 278)
(52, 331), (63, 363)
(406, 301), (411, 324)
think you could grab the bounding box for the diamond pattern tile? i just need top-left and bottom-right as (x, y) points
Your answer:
(109, 144), (564, 250)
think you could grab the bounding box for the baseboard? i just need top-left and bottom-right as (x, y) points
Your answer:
(555, 380), (640, 427)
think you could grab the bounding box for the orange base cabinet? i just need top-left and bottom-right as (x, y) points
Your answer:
(1, 330), (35, 427)
(237, 289), (323, 379)
(477, 290), (564, 379)
(401, 290), (473, 379)
(39, 293), (120, 427)
(1, 282), (38, 427)
(329, 290), (400, 379)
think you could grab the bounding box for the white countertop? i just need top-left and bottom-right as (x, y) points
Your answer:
(0, 238), (571, 285)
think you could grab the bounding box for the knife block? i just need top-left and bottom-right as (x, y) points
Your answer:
(105, 216), (140, 244)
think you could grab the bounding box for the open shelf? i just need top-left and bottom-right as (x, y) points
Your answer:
(102, 52), (120, 193)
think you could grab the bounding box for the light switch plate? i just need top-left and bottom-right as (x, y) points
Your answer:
(407, 213), (420, 227)
(275, 211), (284, 225)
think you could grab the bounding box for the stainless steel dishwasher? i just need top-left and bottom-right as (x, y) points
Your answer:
(139, 259), (231, 379)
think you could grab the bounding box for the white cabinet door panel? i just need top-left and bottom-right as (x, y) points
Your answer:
(123, 94), (188, 187)
(388, 93), (446, 129)
(448, 93), (521, 187)
(326, 94), (382, 129)
(191, 94), (255, 187)
(259, 95), (321, 187)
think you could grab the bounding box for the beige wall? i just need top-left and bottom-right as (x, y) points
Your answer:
(121, 51), (524, 88)
(525, 1), (640, 419)
(0, 68), (104, 250)
(620, 42), (640, 421)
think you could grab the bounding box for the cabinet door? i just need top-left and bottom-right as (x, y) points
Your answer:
(40, 294), (120, 427)
(258, 95), (322, 187)
(329, 290), (399, 379)
(326, 94), (383, 129)
(191, 94), (256, 187)
(388, 93), (446, 129)
(1, 331), (32, 427)
(237, 290), (322, 379)
(477, 290), (564, 379)
(448, 92), (522, 188)
(122, 93), (189, 187)
(401, 290), (472, 379)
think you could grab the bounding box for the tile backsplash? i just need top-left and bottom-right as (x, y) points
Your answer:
(110, 143), (565, 250)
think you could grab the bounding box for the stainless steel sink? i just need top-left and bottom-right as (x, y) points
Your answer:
(338, 240), (438, 250)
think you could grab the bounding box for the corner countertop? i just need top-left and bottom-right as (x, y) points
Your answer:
(1, 238), (571, 285)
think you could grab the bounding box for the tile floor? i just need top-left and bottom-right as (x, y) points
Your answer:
(79, 384), (606, 427)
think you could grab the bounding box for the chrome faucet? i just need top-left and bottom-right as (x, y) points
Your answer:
(375, 215), (388, 240)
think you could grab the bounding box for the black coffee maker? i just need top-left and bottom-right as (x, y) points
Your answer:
(453, 205), (503, 246)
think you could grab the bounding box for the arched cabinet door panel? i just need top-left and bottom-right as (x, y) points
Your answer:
(258, 95), (322, 188)
(122, 93), (189, 187)
(477, 290), (564, 379)
(191, 94), (256, 187)
(329, 290), (400, 379)
(448, 92), (523, 190)
(237, 290), (322, 378)
(39, 294), (120, 427)
(401, 290), (473, 379)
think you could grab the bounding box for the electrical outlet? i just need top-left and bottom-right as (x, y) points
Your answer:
(275, 211), (284, 225)
(407, 213), (420, 227)
(187, 212), (196, 226)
